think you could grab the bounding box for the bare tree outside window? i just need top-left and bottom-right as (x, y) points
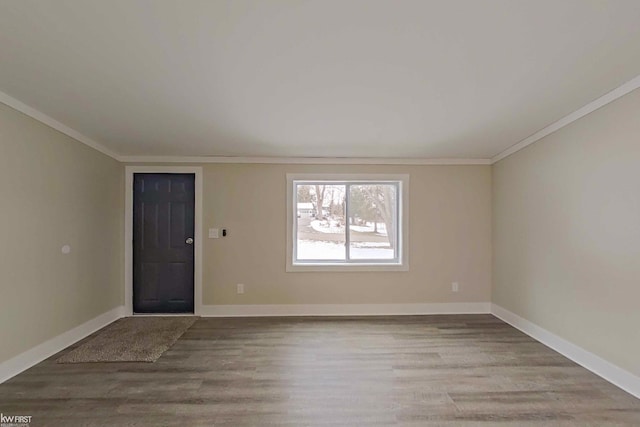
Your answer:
(349, 184), (397, 260)
(296, 185), (346, 260)
(294, 181), (400, 263)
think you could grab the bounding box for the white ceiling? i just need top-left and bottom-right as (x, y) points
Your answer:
(1, 0), (639, 159)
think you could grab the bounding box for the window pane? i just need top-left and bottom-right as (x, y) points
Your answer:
(296, 184), (346, 261)
(348, 184), (397, 260)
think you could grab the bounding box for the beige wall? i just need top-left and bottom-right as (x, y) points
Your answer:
(2, 75), (637, 385)
(493, 89), (640, 375)
(4, 82), (636, 383)
(0, 103), (124, 364)
(199, 163), (492, 305)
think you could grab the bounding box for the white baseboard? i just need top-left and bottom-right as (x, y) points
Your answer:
(0, 306), (125, 384)
(199, 302), (491, 317)
(491, 303), (640, 399)
(4, 303), (636, 400)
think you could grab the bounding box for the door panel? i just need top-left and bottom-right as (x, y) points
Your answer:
(133, 174), (195, 313)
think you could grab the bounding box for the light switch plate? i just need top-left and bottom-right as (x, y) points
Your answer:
(208, 228), (219, 239)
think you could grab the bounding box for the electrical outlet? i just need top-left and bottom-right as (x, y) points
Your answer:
(451, 282), (459, 292)
(237, 283), (245, 294)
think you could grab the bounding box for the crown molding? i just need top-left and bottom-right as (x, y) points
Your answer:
(5, 71), (639, 166)
(492, 74), (640, 164)
(0, 90), (121, 161)
(0, 92), (490, 165)
(119, 155), (491, 165)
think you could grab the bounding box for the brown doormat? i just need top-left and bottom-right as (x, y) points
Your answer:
(57, 316), (197, 363)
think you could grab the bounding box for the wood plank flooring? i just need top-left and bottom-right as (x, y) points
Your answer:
(1, 315), (639, 426)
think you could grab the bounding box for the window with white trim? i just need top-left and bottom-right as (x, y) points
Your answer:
(287, 174), (408, 271)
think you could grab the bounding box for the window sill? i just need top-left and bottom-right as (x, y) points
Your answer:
(287, 262), (409, 273)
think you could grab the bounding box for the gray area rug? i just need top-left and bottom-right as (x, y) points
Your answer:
(57, 316), (197, 363)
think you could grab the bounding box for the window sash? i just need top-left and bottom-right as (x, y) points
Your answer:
(293, 180), (401, 265)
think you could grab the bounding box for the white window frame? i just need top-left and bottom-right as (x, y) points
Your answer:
(286, 173), (409, 272)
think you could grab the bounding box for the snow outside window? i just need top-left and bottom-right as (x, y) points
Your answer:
(287, 175), (408, 271)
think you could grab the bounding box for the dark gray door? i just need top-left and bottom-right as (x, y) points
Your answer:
(133, 173), (195, 313)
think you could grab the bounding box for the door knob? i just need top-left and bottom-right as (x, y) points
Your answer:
(185, 237), (194, 245)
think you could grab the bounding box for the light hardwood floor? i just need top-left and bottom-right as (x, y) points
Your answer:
(1, 315), (639, 426)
